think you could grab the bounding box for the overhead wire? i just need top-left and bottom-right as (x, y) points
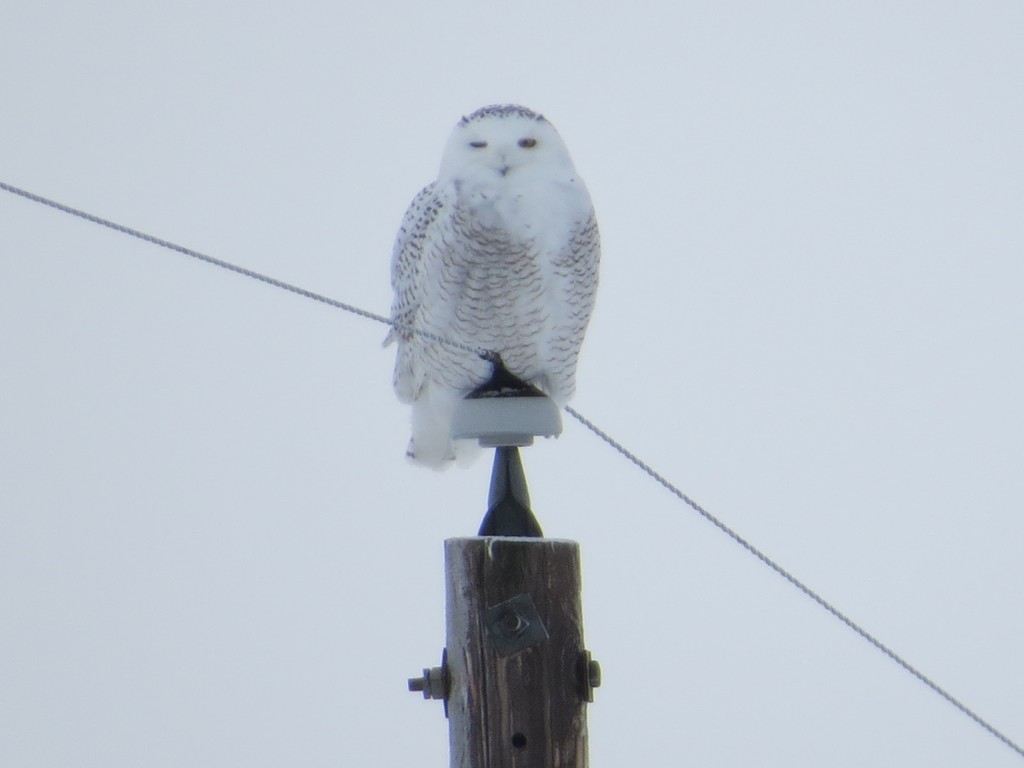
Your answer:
(2, 179), (1022, 760)
(0, 181), (483, 357)
(563, 403), (1024, 759)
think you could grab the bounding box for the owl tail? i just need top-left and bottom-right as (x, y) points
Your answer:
(407, 384), (480, 469)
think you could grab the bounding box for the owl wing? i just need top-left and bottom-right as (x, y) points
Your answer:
(385, 182), (448, 403)
(386, 183), (437, 345)
(543, 211), (600, 404)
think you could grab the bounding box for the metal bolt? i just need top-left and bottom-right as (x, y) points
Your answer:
(579, 649), (601, 702)
(500, 610), (526, 636)
(408, 649), (450, 717)
(408, 666), (447, 700)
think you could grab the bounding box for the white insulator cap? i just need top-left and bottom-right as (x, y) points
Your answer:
(450, 396), (563, 448)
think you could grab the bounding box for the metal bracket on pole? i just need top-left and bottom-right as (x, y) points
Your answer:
(482, 593), (549, 656)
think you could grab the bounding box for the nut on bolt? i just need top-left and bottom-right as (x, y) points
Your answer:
(408, 665), (447, 700)
(408, 648), (449, 716)
(579, 649), (601, 702)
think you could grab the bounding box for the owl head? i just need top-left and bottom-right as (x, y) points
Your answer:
(437, 104), (578, 184)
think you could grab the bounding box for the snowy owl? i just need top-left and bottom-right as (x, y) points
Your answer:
(385, 104), (600, 468)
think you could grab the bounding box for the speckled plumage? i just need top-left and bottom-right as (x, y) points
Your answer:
(385, 105), (600, 467)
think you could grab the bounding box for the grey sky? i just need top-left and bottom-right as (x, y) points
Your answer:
(2, 2), (1022, 765)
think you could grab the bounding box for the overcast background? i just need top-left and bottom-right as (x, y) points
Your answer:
(2, 2), (1023, 766)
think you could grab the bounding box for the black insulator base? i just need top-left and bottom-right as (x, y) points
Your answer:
(478, 446), (543, 538)
(468, 352), (546, 399)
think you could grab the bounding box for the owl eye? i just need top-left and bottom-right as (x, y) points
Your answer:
(469, 140), (487, 148)
(518, 137), (537, 148)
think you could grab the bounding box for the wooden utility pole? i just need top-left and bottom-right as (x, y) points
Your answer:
(409, 446), (600, 768)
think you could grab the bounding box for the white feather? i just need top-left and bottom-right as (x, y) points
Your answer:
(386, 105), (600, 468)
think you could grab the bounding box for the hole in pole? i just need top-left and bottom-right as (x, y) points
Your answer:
(511, 733), (528, 749)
